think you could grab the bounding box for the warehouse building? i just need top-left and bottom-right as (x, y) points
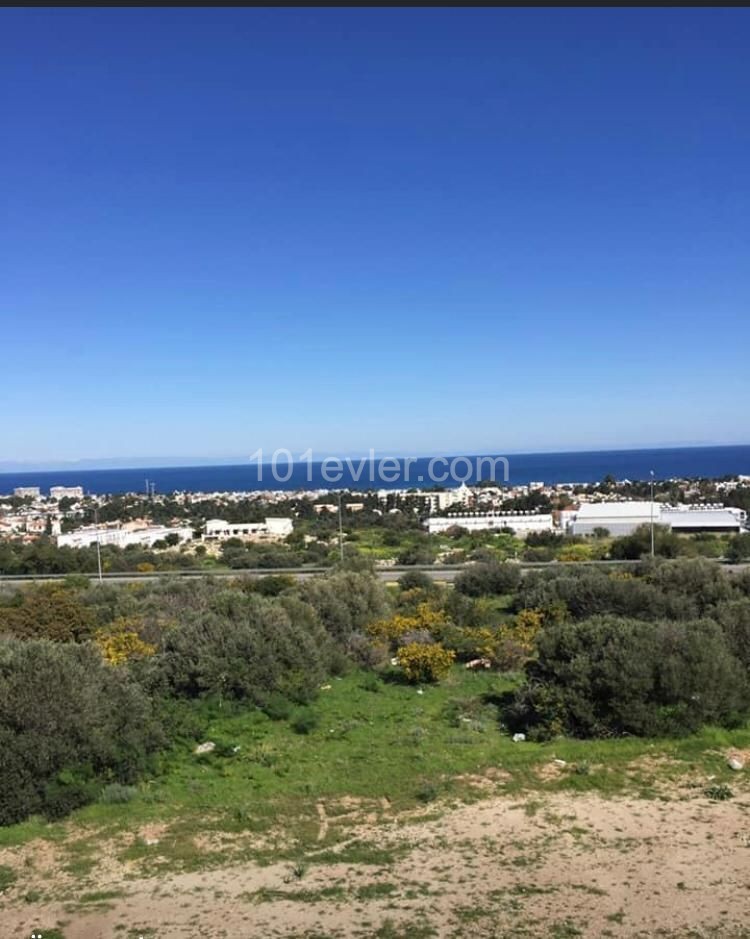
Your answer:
(426, 512), (554, 536)
(568, 502), (746, 536)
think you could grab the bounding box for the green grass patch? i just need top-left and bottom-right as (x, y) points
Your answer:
(0, 863), (17, 892)
(1, 666), (748, 885)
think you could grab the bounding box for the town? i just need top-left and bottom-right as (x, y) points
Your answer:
(1, 475), (748, 574)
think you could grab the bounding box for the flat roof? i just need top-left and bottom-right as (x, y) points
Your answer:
(575, 501), (659, 519)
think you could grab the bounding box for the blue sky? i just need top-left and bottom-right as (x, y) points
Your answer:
(2, 8), (749, 466)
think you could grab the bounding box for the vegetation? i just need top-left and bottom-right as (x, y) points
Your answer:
(0, 557), (749, 832)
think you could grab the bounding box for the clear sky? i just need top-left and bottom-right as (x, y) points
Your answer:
(2, 8), (749, 466)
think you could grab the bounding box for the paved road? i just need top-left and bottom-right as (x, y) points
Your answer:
(0, 559), (747, 586)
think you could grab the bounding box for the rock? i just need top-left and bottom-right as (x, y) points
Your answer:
(194, 741), (216, 755)
(512, 733), (526, 743)
(727, 757), (744, 771)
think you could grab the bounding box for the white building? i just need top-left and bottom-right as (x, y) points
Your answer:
(49, 486), (84, 500)
(204, 517), (293, 540)
(13, 487), (41, 499)
(426, 512), (554, 536)
(568, 501), (660, 536)
(661, 505), (746, 534)
(568, 501), (746, 536)
(57, 525), (193, 549)
(378, 484), (471, 513)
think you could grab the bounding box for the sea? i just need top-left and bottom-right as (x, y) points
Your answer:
(1, 445), (749, 496)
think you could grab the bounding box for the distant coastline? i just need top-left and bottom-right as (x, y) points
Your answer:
(1, 445), (749, 496)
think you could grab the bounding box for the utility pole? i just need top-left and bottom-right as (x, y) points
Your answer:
(337, 492), (345, 563)
(650, 469), (655, 559)
(94, 502), (103, 584)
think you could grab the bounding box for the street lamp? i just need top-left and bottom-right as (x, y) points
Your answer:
(87, 491), (103, 584)
(94, 503), (103, 584)
(650, 470), (655, 559)
(337, 492), (344, 563)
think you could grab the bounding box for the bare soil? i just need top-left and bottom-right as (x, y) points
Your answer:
(2, 791), (750, 938)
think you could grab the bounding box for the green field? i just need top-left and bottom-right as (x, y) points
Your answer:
(3, 666), (748, 880)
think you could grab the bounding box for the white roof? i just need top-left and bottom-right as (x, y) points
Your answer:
(661, 509), (742, 528)
(575, 501), (659, 519)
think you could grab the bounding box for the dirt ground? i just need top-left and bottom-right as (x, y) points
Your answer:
(2, 791), (750, 938)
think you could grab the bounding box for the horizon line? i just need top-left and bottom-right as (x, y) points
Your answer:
(2, 441), (750, 475)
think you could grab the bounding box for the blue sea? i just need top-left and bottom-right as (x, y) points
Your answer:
(1, 446), (749, 496)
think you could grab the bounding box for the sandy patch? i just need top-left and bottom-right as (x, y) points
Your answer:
(2, 789), (750, 938)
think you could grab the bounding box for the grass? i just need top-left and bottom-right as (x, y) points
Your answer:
(0, 667), (748, 881)
(0, 863), (17, 892)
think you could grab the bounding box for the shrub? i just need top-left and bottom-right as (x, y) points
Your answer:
(290, 708), (319, 735)
(0, 584), (95, 642)
(263, 692), (293, 721)
(454, 561), (521, 597)
(95, 617), (156, 665)
(251, 574), (296, 597)
(0, 865), (17, 892)
(367, 603), (447, 647)
(99, 783), (139, 804)
(415, 779), (441, 803)
(397, 570), (435, 593)
(510, 615), (749, 739)
(714, 599), (750, 669)
(0, 638), (163, 825)
(346, 631), (390, 669)
(298, 571), (391, 641)
(397, 643), (455, 683)
(155, 593), (329, 705)
(726, 533), (750, 563)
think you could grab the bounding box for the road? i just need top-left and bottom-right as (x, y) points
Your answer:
(0, 559), (747, 586)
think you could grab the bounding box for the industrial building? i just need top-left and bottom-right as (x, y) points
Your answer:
(660, 505), (747, 534)
(426, 512), (554, 536)
(568, 502), (746, 536)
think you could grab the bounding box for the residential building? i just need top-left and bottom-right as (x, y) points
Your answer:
(57, 525), (193, 549)
(203, 517), (293, 540)
(13, 487), (41, 499)
(49, 486), (84, 500)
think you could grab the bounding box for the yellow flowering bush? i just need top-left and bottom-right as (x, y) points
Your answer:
(450, 609), (544, 670)
(396, 643), (455, 683)
(95, 617), (156, 666)
(367, 603), (447, 646)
